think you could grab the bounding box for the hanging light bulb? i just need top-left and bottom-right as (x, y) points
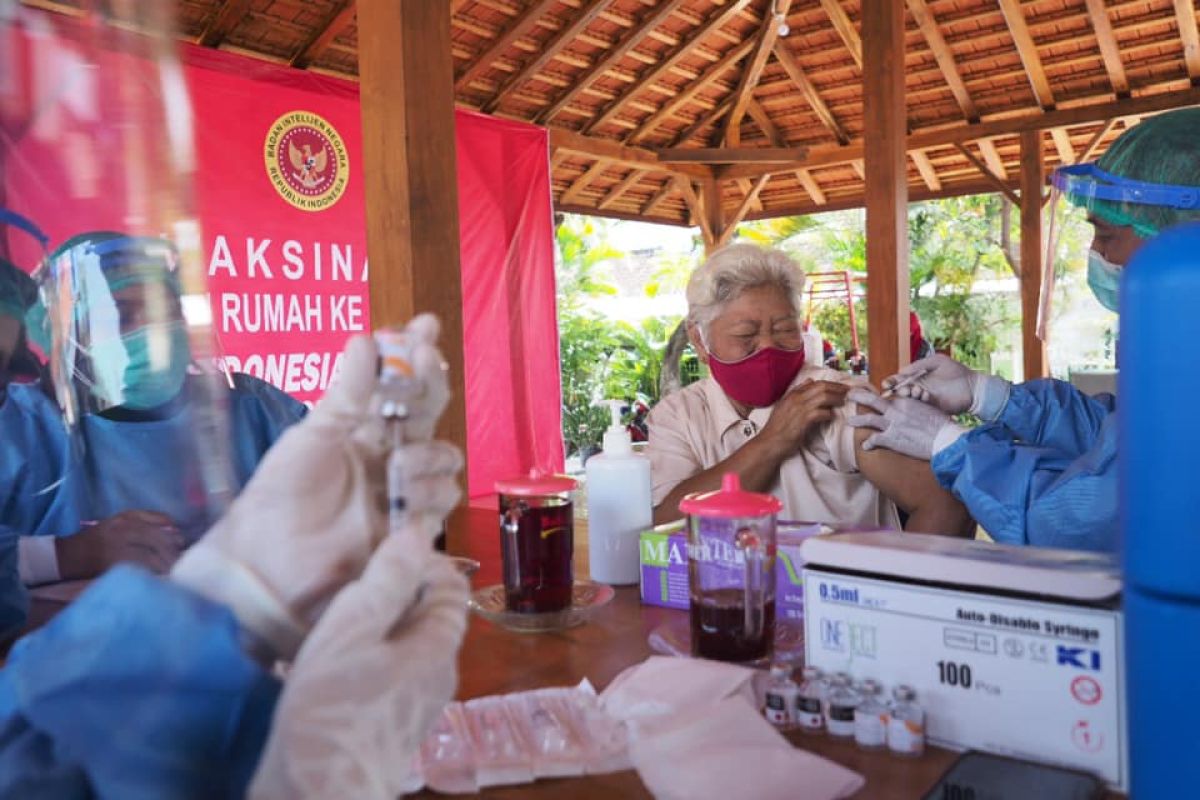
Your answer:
(774, 0), (790, 36)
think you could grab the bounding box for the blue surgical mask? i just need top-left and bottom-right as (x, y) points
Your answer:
(91, 321), (191, 410)
(1087, 250), (1121, 313)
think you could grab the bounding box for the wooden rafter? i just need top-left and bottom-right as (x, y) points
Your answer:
(548, 126), (711, 178)
(1079, 119), (1117, 163)
(850, 160), (865, 180)
(977, 139), (1007, 179)
(642, 180), (680, 217)
(550, 148), (571, 171)
(597, 168), (648, 210)
(819, 0), (862, 70)
(483, 0), (613, 114)
(746, 98), (783, 145)
(723, 0), (791, 147)
(585, 0), (753, 136)
(955, 142), (1020, 205)
(1082, 0), (1130, 97)
(718, 175), (770, 247)
(1050, 127), (1075, 164)
(794, 169), (827, 205)
(998, 0), (1055, 110)
(676, 178), (713, 243)
(198, 0), (252, 47)
(291, 1), (356, 69)
(538, 0), (685, 124)
(772, 40), (849, 144)
(906, 0), (978, 121)
(455, 0), (560, 93)
(911, 150), (942, 192)
(736, 178), (764, 213)
(560, 160), (610, 206)
(1176, 0), (1200, 82)
(625, 39), (755, 143)
(673, 98), (733, 145)
(659, 147), (807, 163)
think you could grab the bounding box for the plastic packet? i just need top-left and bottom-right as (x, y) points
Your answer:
(574, 692), (633, 774)
(513, 688), (590, 778)
(463, 696), (535, 787)
(420, 702), (477, 795)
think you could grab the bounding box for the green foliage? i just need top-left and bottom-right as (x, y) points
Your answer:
(555, 215), (621, 303)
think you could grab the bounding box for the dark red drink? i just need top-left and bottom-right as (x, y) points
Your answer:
(500, 494), (574, 613)
(689, 588), (776, 662)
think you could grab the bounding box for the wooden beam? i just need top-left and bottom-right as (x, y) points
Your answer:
(482, 0), (613, 113)
(547, 127), (711, 178)
(560, 160), (611, 206)
(746, 98), (783, 145)
(198, 0), (252, 47)
(1079, 118), (1117, 163)
(1083, 0), (1130, 97)
(538, 0), (685, 124)
(977, 138), (1007, 179)
(911, 150), (942, 192)
(625, 39), (756, 143)
(819, 0), (863, 70)
(906, 0), (979, 121)
(863, 0), (909, 386)
(954, 142), (1021, 205)
(557, 202), (688, 225)
(597, 168), (648, 210)
(455, 0), (560, 93)
(724, 1), (790, 147)
(998, 0), (1055, 110)
(717, 86), (1200, 179)
(719, 175), (771, 247)
(747, 177), (1022, 221)
(673, 98), (733, 146)
(658, 147), (808, 164)
(1050, 127), (1075, 164)
(677, 179), (714, 245)
(795, 169), (827, 205)
(642, 180), (680, 216)
(358, 0), (468, 485)
(291, 1), (356, 68)
(736, 178), (765, 213)
(700, 178), (727, 252)
(1020, 130), (1047, 379)
(1176, 0), (1200, 82)
(586, 0), (753, 136)
(772, 40), (850, 144)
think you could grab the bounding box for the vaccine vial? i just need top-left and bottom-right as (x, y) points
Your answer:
(763, 664), (799, 729)
(887, 685), (925, 757)
(825, 673), (860, 739)
(853, 679), (888, 750)
(796, 667), (826, 734)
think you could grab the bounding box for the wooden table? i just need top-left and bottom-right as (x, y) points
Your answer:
(426, 506), (962, 799)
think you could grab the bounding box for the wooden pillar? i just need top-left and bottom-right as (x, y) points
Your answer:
(862, 0), (909, 387)
(358, 1), (469, 532)
(1020, 130), (1048, 379)
(701, 178), (728, 254)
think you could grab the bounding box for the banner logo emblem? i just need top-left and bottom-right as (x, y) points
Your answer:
(264, 111), (349, 212)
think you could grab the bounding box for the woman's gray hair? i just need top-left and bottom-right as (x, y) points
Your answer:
(685, 243), (806, 335)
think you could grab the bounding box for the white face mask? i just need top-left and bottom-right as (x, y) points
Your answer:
(1086, 250), (1122, 313)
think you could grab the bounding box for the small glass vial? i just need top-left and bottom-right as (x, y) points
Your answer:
(887, 685), (926, 757)
(825, 673), (860, 739)
(795, 667), (827, 734)
(763, 664), (800, 729)
(853, 679), (888, 750)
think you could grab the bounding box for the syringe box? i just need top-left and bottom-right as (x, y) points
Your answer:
(801, 532), (1126, 790)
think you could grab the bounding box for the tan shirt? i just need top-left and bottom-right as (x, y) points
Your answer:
(646, 368), (901, 528)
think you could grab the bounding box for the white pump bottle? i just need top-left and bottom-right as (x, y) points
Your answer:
(585, 401), (652, 585)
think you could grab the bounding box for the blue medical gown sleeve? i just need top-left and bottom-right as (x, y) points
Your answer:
(932, 412), (1119, 552)
(995, 378), (1115, 457)
(0, 566), (280, 800)
(0, 526), (28, 642)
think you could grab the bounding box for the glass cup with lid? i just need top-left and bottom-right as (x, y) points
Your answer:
(495, 470), (577, 614)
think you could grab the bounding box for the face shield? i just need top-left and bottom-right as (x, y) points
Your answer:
(2, 2), (237, 538)
(0, 207), (49, 387)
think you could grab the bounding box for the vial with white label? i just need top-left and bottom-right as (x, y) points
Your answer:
(825, 673), (860, 739)
(796, 666), (826, 734)
(853, 679), (888, 750)
(887, 684), (926, 757)
(763, 664), (799, 729)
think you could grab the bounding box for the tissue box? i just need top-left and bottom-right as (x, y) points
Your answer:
(638, 520), (825, 620)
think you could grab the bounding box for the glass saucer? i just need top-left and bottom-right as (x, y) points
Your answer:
(469, 580), (614, 633)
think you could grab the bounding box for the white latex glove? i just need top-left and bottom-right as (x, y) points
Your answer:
(172, 314), (460, 662)
(847, 388), (966, 461)
(249, 536), (469, 800)
(882, 354), (1010, 420)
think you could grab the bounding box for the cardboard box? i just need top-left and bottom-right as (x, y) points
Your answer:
(638, 520), (826, 621)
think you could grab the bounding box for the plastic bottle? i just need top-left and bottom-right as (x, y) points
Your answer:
(887, 685), (925, 757)
(825, 673), (860, 739)
(763, 664), (799, 729)
(795, 667), (826, 734)
(585, 400), (652, 585)
(853, 679), (887, 750)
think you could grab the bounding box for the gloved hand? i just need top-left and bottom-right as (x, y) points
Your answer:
(172, 314), (461, 662)
(249, 535), (469, 800)
(847, 388), (966, 461)
(882, 354), (1010, 420)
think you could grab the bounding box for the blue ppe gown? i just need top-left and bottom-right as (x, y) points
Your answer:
(0, 566), (279, 800)
(931, 378), (1118, 552)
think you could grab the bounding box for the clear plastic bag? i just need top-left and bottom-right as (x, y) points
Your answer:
(419, 702), (477, 795)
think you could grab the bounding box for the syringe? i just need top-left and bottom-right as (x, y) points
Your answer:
(375, 329), (424, 535)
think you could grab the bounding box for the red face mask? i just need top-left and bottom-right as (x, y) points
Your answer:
(707, 345), (806, 408)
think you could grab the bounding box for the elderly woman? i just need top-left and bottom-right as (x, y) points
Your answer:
(648, 244), (974, 534)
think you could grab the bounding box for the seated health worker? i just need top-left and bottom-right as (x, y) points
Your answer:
(13, 232), (307, 587)
(647, 243), (975, 536)
(848, 108), (1200, 552)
